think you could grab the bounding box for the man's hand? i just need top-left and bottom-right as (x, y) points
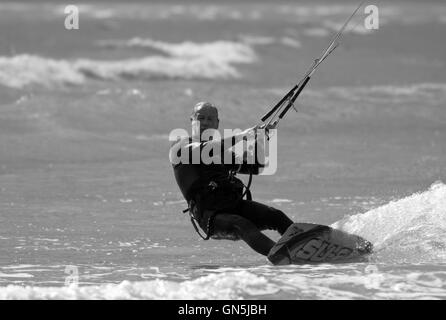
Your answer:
(241, 125), (257, 136)
(259, 121), (278, 131)
(240, 125), (258, 142)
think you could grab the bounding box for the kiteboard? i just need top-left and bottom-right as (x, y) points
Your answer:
(267, 223), (373, 265)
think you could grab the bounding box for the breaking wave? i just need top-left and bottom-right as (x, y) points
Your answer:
(97, 38), (255, 63)
(0, 40), (256, 89)
(100, 35), (301, 51)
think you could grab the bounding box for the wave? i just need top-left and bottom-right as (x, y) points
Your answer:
(97, 38), (256, 63)
(0, 41), (256, 89)
(100, 35), (300, 53)
(0, 55), (85, 89)
(332, 181), (446, 263)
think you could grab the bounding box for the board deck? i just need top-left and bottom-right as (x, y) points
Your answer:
(267, 223), (373, 265)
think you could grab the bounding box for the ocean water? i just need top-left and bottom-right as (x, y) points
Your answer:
(0, 0), (445, 299)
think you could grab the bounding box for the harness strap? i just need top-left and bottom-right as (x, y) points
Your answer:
(241, 168), (253, 201)
(184, 206), (216, 240)
(189, 215), (213, 240)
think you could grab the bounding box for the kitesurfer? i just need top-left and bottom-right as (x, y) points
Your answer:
(170, 101), (294, 258)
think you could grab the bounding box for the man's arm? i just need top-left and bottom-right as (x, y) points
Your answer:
(233, 123), (277, 175)
(177, 127), (256, 163)
(201, 126), (257, 153)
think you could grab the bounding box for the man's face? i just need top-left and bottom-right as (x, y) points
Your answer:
(191, 106), (219, 139)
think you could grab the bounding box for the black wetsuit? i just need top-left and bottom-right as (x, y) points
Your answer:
(171, 137), (293, 255)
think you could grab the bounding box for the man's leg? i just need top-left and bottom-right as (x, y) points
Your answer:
(211, 214), (275, 256)
(237, 200), (294, 235)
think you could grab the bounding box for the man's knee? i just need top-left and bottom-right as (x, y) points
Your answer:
(264, 207), (293, 234)
(270, 206), (285, 216)
(212, 214), (257, 240)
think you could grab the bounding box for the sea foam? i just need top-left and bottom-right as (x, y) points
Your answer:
(0, 271), (277, 300)
(1, 265), (445, 299)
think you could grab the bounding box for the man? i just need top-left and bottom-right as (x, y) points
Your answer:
(169, 101), (294, 259)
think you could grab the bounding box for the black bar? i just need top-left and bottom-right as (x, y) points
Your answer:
(260, 84), (298, 122)
(278, 76), (311, 120)
(0, 300), (436, 318)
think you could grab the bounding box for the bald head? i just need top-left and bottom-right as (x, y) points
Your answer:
(190, 101), (219, 139)
(191, 101), (219, 119)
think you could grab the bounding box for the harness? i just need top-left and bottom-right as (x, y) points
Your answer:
(183, 168), (253, 240)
